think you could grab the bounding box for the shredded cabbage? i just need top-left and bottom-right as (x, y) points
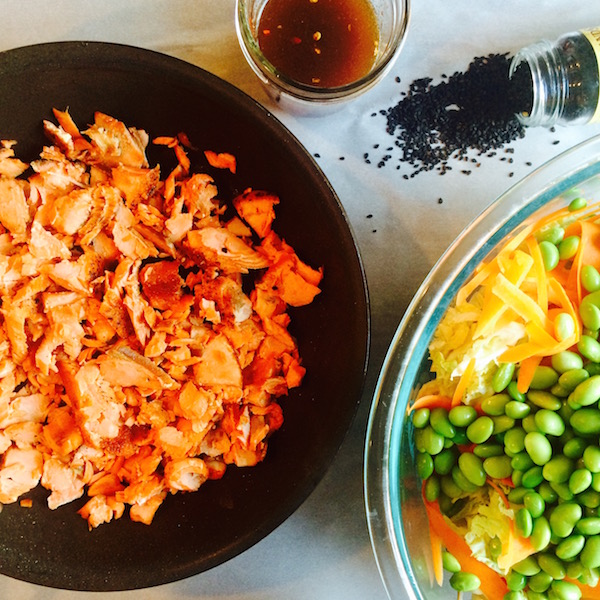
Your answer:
(427, 289), (525, 403)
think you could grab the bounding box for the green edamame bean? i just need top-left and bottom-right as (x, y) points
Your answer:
(472, 442), (504, 458)
(503, 591), (526, 600)
(505, 400), (531, 420)
(584, 446), (600, 472)
(506, 570), (527, 591)
(492, 415), (515, 434)
(538, 481), (559, 504)
(528, 569), (553, 593)
(563, 437), (587, 459)
(440, 474), (463, 499)
(566, 559), (585, 580)
(527, 390), (562, 411)
(539, 240), (560, 271)
(580, 301), (600, 331)
(571, 409), (600, 435)
(481, 393), (510, 416)
(556, 534), (586, 560)
(448, 405), (477, 427)
(579, 489), (600, 508)
(507, 380), (526, 401)
(569, 468), (592, 494)
(559, 368), (590, 391)
(550, 481), (575, 501)
(537, 223), (565, 245)
(511, 451), (534, 472)
(512, 555), (540, 576)
(492, 362), (515, 393)
(466, 416), (494, 444)
(569, 197), (588, 212)
(529, 365), (560, 390)
(522, 414), (540, 433)
(525, 431), (553, 465)
(433, 448), (456, 475)
(451, 466), (479, 492)
(550, 502), (583, 538)
(553, 351), (585, 374)
(531, 516), (552, 551)
(543, 455), (575, 484)
(581, 535), (600, 569)
(524, 491), (545, 518)
(441, 550), (461, 573)
(556, 312), (577, 342)
(593, 472), (600, 492)
(571, 374), (600, 407)
(538, 552), (566, 579)
(458, 452), (486, 487)
(424, 475), (440, 501)
(508, 486), (528, 504)
(522, 465), (544, 488)
(551, 579), (584, 600)
(449, 571), (481, 592)
(416, 453), (434, 479)
(412, 407), (430, 428)
(586, 361), (600, 376)
(516, 507), (533, 537)
(558, 235), (580, 260)
(504, 428), (526, 454)
(452, 428), (468, 445)
(578, 335), (600, 363)
(483, 455), (513, 480)
(579, 566), (600, 587)
(488, 536), (502, 561)
(420, 426), (445, 455)
(576, 517), (600, 535)
(582, 264), (600, 292)
(534, 409), (566, 436)
(429, 407), (456, 438)
(512, 469), (523, 487)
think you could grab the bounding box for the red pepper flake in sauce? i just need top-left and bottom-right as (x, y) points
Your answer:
(257, 0), (379, 88)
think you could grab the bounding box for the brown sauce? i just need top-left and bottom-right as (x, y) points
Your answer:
(257, 0), (380, 88)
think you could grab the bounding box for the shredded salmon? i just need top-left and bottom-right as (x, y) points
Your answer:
(0, 109), (322, 528)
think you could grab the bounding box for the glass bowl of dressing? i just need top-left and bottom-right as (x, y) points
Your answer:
(235, 0), (410, 113)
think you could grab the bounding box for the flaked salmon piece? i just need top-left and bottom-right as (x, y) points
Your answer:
(0, 393), (51, 429)
(44, 187), (94, 235)
(42, 258), (92, 295)
(233, 189), (279, 238)
(122, 262), (154, 346)
(185, 227), (270, 274)
(1, 297), (33, 364)
(28, 221), (71, 262)
(41, 457), (86, 509)
(111, 164), (160, 207)
(204, 150), (236, 174)
(163, 457), (208, 493)
(113, 220), (159, 261)
(193, 334), (242, 387)
(139, 260), (184, 311)
(78, 494), (125, 529)
(177, 381), (223, 433)
(0, 179), (29, 234)
(29, 154), (88, 195)
(65, 362), (126, 448)
(98, 346), (178, 392)
(43, 406), (83, 456)
(0, 447), (43, 504)
(78, 184), (122, 245)
(128, 490), (166, 525)
(84, 112), (149, 169)
(179, 173), (218, 218)
(0, 143), (28, 178)
(155, 425), (193, 460)
(194, 272), (253, 324)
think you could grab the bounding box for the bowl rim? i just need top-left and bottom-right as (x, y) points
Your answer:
(364, 133), (600, 600)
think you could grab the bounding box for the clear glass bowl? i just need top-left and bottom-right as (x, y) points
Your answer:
(235, 0), (410, 114)
(364, 134), (600, 600)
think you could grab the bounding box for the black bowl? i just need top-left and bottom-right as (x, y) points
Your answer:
(0, 41), (369, 591)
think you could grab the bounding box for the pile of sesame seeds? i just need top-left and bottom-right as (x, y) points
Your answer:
(365, 53), (535, 178)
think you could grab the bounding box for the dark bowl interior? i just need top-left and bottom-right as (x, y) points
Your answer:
(0, 41), (370, 591)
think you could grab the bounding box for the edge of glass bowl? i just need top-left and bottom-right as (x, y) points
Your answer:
(364, 133), (600, 600)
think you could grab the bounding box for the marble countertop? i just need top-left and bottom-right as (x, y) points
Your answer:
(3, 2), (600, 598)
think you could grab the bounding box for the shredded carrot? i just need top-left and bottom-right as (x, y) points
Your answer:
(516, 355), (542, 394)
(423, 498), (508, 599)
(452, 357), (476, 406)
(485, 478), (511, 508)
(407, 394), (453, 413)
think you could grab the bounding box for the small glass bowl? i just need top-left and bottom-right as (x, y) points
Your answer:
(235, 0), (410, 114)
(364, 134), (600, 599)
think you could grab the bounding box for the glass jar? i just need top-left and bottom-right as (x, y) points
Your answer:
(510, 27), (600, 127)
